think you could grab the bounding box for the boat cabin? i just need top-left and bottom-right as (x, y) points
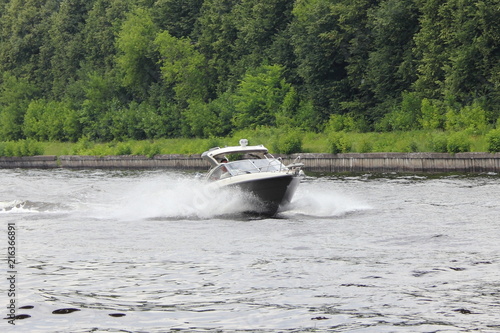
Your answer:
(202, 139), (288, 181)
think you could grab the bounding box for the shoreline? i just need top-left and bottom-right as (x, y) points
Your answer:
(2, 152), (500, 173)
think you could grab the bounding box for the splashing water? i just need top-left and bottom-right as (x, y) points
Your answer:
(98, 175), (261, 220)
(281, 182), (372, 218)
(1, 170), (370, 220)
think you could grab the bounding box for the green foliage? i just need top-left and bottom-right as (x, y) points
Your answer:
(138, 142), (162, 158)
(231, 126), (276, 147)
(273, 128), (303, 154)
(276, 87), (300, 128)
(377, 108), (414, 132)
(4, 129), (497, 156)
(294, 99), (319, 131)
(78, 71), (119, 141)
(378, 92), (422, 132)
(446, 131), (471, 154)
(155, 30), (208, 104)
(328, 132), (351, 154)
(0, 0), (499, 149)
(404, 141), (419, 153)
(184, 99), (231, 138)
(486, 129), (500, 153)
(445, 102), (488, 134)
(115, 142), (132, 155)
(152, 0), (203, 38)
(115, 8), (159, 98)
(23, 99), (80, 141)
(0, 73), (38, 141)
(420, 98), (444, 130)
(71, 136), (94, 155)
(366, 0), (418, 102)
(326, 114), (363, 133)
(430, 132), (448, 153)
(357, 137), (373, 153)
(0, 140), (43, 157)
(232, 65), (292, 130)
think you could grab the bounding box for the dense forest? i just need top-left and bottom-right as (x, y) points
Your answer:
(0, 0), (499, 145)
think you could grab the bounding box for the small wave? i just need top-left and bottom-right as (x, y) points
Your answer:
(0, 200), (69, 214)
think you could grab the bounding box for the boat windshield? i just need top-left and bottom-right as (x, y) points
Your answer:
(208, 158), (285, 180)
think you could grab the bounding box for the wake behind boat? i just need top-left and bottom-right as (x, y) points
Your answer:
(202, 139), (304, 216)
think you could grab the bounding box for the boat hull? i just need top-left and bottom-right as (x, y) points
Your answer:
(218, 173), (300, 216)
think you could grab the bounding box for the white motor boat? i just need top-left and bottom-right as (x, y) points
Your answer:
(201, 139), (304, 216)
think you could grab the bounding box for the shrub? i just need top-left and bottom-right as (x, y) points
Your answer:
(294, 99), (318, 131)
(204, 137), (223, 151)
(447, 132), (471, 153)
(3, 142), (16, 156)
(139, 142), (162, 158)
(377, 92), (422, 132)
(72, 136), (94, 154)
(115, 142), (132, 155)
(420, 98), (443, 129)
(377, 107), (420, 132)
(274, 130), (302, 154)
(328, 132), (351, 154)
(90, 144), (112, 157)
(21, 139), (43, 156)
(404, 141), (419, 153)
(486, 129), (500, 153)
(445, 102), (488, 134)
(430, 132), (448, 153)
(0, 140), (43, 157)
(358, 137), (373, 153)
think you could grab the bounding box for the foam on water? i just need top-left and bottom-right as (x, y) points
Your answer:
(0, 200), (38, 213)
(0, 200), (70, 214)
(281, 184), (372, 218)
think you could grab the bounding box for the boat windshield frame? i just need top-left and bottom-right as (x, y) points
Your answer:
(202, 145), (269, 167)
(207, 158), (287, 181)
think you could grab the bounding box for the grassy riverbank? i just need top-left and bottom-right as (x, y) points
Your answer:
(2, 127), (500, 157)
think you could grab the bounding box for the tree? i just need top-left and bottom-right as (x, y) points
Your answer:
(231, 0), (294, 77)
(195, 0), (239, 93)
(231, 64), (292, 130)
(414, 0), (500, 121)
(155, 30), (209, 105)
(442, 0), (500, 110)
(82, 0), (134, 74)
(0, 0), (58, 91)
(366, 0), (419, 104)
(152, 0), (203, 38)
(413, 0), (448, 99)
(291, 0), (379, 124)
(78, 71), (119, 141)
(23, 99), (80, 141)
(47, 0), (93, 97)
(0, 73), (38, 140)
(115, 7), (160, 100)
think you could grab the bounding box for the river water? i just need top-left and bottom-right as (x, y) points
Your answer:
(1, 168), (499, 332)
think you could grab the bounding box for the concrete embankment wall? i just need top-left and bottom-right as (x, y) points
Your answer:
(279, 152), (500, 173)
(1, 153), (500, 173)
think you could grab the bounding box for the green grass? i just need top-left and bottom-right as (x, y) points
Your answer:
(0, 129), (495, 157)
